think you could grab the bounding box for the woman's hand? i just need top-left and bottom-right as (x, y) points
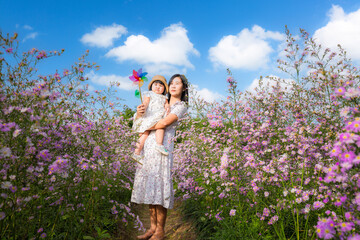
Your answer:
(136, 104), (146, 119)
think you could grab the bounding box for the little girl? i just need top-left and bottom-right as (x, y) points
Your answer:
(132, 75), (170, 161)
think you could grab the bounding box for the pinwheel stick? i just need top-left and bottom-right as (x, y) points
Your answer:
(138, 85), (143, 104)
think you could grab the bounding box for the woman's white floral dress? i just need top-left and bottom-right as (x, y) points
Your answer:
(131, 101), (187, 209)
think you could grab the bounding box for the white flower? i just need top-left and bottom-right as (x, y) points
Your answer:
(1, 181), (12, 189)
(13, 129), (21, 137)
(283, 190), (288, 197)
(9, 175), (16, 180)
(21, 107), (29, 113)
(0, 147), (11, 158)
(24, 197), (32, 202)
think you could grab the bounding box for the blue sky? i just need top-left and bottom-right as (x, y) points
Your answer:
(1, 0), (360, 109)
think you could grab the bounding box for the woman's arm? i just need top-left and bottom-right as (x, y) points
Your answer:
(148, 113), (178, 130)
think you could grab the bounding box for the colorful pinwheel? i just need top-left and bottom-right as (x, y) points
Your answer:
(129, 68), (148, 103)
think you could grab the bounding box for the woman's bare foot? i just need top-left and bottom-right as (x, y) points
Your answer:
(137, 229), (155, 240)
(148, 230), (165, 240)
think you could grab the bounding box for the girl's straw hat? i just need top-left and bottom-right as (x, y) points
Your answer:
(148, 75), (168, 94)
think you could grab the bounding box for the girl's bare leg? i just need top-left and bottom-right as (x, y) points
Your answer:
(149, 205), (167, 240)
(155, 129), (165, 145)
(137, 205), (157, 240)
(135, 131), (150, 155)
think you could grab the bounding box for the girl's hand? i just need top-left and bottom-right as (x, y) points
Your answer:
(136, 104), (146, 118)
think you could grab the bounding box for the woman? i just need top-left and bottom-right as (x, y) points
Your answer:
(131, 74), (189, 240)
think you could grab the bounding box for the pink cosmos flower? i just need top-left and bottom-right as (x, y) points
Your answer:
(340, 151), (356, 162)
(313, 201), (324, 210)
(353, 155), (360, 165)
(339, 222), (354, 232)
(339, 133), (353, 144)
(80, 163), (89, 170)
(348, 234), (360, 240)
(347, 120), (360, 132)
(345, 212), (352, 220)
(355, 192), (360, 206)
(316, 217), (335, 239)
(345, 87), (359, 98)
(262, 208), (270, 217)
(335, 87), (346, 95)
(340, 161), (353, 171)
(268, 215), (279, 225)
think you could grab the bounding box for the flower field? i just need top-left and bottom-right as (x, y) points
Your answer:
(0, 32), (142, 239)
(173, 29), (360, 239)
(1, 27), (360, 240)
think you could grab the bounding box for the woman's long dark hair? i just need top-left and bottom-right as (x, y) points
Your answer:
(167, 74), (189, 104)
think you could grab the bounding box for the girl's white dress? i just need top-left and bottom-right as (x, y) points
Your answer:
(131, 101), (187, 209)
(132, 91), (167, 133)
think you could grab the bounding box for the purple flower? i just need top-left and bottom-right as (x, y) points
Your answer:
(345, 212), (352, 220)
(348, 234), (360, 240)
(346, 120), (360, 132)
(355, 192), (360, 206)
(215, 211), (223, 221)
(335, 87), (346, 95)
(340, 151), (356, 162)
(0, 212), (5, 220)
(316, 217), (335, 239)
(262, 208), (270, 217)
(229, 209), (236, 216)
(9, 185), (17, 193)
(80, 163), (89, 170)
(37, 149), (51, 162)
(340, 222), (354, 232)
(339, 133), (353, 144)
(313, 201), (325, 210)
(268, 215), (279, 225)
(353, 155), (360, 165)
(40, 233), (47, 238)
(210, 167), (218, 174)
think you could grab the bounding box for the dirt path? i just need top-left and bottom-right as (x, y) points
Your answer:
(118, 201), (197, 240)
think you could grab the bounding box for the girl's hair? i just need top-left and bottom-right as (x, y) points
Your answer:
(167, 74), (189, 104)
(149, 80), (166, 95)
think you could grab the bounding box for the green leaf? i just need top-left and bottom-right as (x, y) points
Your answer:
(83, 236), (95, 240)
(61, 214), (70, 220)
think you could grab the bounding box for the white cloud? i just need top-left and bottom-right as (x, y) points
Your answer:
(23, 32), (38, 42)
(314, 5), (360, 61)
(209, 25), (285, 70)
(85, 70), (136, 91)
(191, 84), (224, 103)
(23, 25), (33, 30)
(81, 23), (127, 48)
(246, 75), (294, 93)
(105, 23), (199, 75)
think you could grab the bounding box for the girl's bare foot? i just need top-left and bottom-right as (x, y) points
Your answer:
(137, 229), (155, 240)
